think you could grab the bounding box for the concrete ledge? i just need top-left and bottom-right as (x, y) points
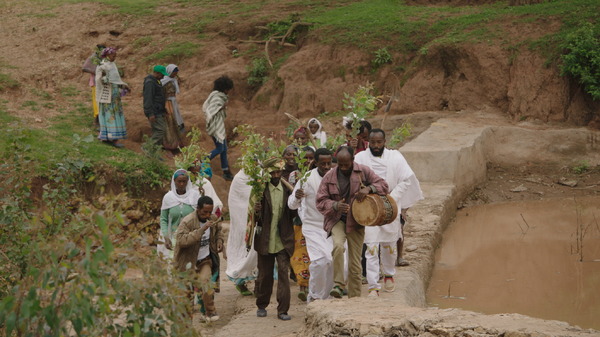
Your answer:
(302, 300), (598, 336)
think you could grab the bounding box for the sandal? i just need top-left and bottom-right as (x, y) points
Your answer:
(236, 283), (253, 296)
(396, 258), (410, 267)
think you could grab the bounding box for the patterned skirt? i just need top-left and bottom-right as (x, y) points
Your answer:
(291, 224), (310, 287)
(98, 84), (127, 141)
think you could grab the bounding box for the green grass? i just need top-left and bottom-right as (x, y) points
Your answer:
(305, 0), (599, 57)
(0, 73), (19, 91)
(133, 36), (153, 49)
(0, 102), (170, 192)
(144, 42), (200, 62)
(26, 0), (161, 15)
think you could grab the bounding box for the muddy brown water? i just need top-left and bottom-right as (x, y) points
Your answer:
(427, 197), (600, 330)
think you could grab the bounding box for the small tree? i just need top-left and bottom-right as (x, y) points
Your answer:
(561, 23), (600, 100)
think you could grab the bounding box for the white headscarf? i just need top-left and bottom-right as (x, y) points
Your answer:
(308, 117), (327, 147)
(160, 64), (180, 94)
(308, 118), (322, 134)
(160, 169), (199, 210)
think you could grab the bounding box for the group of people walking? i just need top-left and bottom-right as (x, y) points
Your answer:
(83, 46), (233, 180)
(83, 47), (423, 324)
(193, 118), (422, 322)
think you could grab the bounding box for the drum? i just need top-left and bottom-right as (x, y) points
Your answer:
(352, 194), (398, 227)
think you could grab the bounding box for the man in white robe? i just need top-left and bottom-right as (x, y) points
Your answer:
(354, 128), (423, 297)
(288, 148), (334, 302)
(225, 170), (258, 295)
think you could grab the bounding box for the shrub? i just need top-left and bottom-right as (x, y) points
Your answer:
(387, 122), (413, 149)
(0, 131), (196, 336)
(372, 47), (393, 67)
(561, 23), (600, 100)
(247, 57), (269, 87)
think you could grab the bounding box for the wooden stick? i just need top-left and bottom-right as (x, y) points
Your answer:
(280, 22), (313, 45)
(238, 39), (296, 47)
(281, 178), (295, 192)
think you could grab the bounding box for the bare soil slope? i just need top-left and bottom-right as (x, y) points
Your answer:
(1, 0), (599, 199)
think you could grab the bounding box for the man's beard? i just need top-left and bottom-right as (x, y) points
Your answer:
(370, 147), (384, 157)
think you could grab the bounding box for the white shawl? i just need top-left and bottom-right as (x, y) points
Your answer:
(160, 64), (180, 94)
(195, 177), (223, 215)
(225, 170), (258, 281)
(288, 168), (333, 261)
(307, 118), (327, 147)
(160, 170), (199, 210)
(95, 60), (127, 104)
(355, 148), (423, 243)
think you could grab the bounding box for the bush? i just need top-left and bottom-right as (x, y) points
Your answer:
(247, 57), (269, 87)
(561, 23), (600, 100)
(372, 47), (392, 68)
(0, 135), (196, 336)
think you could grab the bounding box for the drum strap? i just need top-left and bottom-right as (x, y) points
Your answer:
(359, 171), (369, 189)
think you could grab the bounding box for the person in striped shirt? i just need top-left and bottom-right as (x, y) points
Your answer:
(203, 76), (234, 181)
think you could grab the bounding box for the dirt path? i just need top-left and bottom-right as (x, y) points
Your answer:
(193, 222), (306, 337)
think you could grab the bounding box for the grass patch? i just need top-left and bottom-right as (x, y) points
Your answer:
(0, 102), (170, 193)
(26, 0), (161, 16)
(95, 0), (162, 16)
(31, 88), (53, 100)
(305, 0), (599, 57)
(60, 85), (80, 97)
(21, 101), (39, 111)
(144, 42), (200, 62)
(133, 36), (153, 49)
(0, 73), (19, 91)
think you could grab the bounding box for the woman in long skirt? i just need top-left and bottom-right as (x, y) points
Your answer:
(161, 64), (185, 132)
(95, 47), (128, 148)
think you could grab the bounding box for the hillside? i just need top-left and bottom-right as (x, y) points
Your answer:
(1, 1), (599, 335)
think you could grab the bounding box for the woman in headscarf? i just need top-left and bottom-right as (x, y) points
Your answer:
(161, 64), (185, 132)
(307, 118), (327, 147)
(95, 47), (129, 148)
(158, 169), (200, 260)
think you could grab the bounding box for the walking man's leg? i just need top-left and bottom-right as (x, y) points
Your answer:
(346, 226), (365, 298)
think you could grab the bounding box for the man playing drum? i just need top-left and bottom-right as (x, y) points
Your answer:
(316, 146), (389, 298)
(288, 148), (335, 302)
(354, 129), (423, 297)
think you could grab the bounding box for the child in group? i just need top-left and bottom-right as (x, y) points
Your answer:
(293, 127), (310, 147)
(307, 118), (327, 148)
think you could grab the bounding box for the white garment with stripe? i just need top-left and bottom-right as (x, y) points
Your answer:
(354, 148), (423, 243)
(288, 168), (334, 300)
(195, 177), (223, 215)
(225, 170), (258, 283)
(365, 241), (397, 291)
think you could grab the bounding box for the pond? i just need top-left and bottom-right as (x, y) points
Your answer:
(426, 196), (600, 330)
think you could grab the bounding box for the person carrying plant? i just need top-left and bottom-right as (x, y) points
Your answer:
(173, 195), (224, 322)
(253, 158), (295, 321)
(288, 148), (335, 302)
